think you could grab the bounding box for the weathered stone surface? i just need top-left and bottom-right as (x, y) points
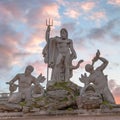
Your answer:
(47, 90), (68, 99)
(31, 81), (80, 111)
(76, 84), (102, 109)
(0, 102), (22, 112)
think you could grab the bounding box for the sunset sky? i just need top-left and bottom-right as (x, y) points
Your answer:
(0, 0), (120, 104)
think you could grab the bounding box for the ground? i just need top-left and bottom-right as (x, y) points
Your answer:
(1, 115), (120, 120)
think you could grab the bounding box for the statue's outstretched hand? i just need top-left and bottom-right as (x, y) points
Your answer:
(79, 73), (89, 85)
(37, 74), (46, 83)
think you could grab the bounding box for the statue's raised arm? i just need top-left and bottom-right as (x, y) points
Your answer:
(92, 50), (108, 71)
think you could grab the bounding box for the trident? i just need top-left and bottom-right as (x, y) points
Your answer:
(46, 18), (53, 27)
(46, 18), (53, 89)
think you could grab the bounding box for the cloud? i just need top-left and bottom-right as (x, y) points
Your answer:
(14, 52), (32, 58)
(0, 0), (61, 71)
(111, 34), (120, 41)
(26, 3), (61, 28)
(0, 0), (27, 23)
(61, 22), (76, 32)
(64, 9), (80, 19)
(113, 86), (120, 97)
(109, 79), (117, 91)
(109, 79), (120, 104)
(87, 18), (120, 41)
(0, 23), (22, 69)
(23, 35), (43, 54)
(108, 0), (120, 6)
(89, 11), (106, 22)
(0, 0), (61, 27)
(80, 1), (96, 12)
(59, 1), (96, 19)
(88, 28), (107, 40)
(29, 60), (47, 75)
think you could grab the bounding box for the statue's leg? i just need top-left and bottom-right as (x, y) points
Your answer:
(8, 92), (22, 104)
(103, 88), (115, 104)
(56, 54), (63, 65)
(53, 54), (63, 81)
(24, 88), (32, 106)
(64, 53), (70, 82)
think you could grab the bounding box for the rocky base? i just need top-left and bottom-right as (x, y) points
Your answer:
(0, 81), (120, 114)
(31, 81), (80, 111)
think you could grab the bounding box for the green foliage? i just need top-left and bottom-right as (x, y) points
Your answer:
(102, 101), (113, 109)
(102, 101), (109, 105)
(67, 107), (73, 111)
(34, 97), (44, 101)
(54, 82), (68, 89)
(61, 97), (68, 102)
(53, 82), (75, 94)
(32, 103), (40, 108)
(19, 101), (26, 106)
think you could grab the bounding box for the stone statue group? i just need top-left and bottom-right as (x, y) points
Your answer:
(1, 24), (116, 112)
(42, 25), (115, 104)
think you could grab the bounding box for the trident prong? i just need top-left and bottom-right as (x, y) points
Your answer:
(46, 18), (53, 26)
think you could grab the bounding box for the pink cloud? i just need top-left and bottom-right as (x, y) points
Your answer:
(0, 2), (25, 23)
(109, 79), (120, 104)
(115, 97), (120, 104)
(108, 0), (120, 6)
(41, 3), (61, 27)
(61, 1), (96, 19)
(3, 2), (22, 18)
(23, 29), (46, 54)
(64, 9), (80, 19)
(81, 1), (96, 12)
(42, 3), (60, 18)
(58, 1), (96, 12)
(30, 60), (47, 75)
(24, 37), (43, 53)
(0, 1), (61, 70)
(0, 5), (12, 23)
(89, 11), (107, 22)
(26, 3), (61, 28)
(0, 0), (61, 28)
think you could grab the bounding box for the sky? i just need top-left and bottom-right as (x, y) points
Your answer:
(0, 0), (120, 103)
